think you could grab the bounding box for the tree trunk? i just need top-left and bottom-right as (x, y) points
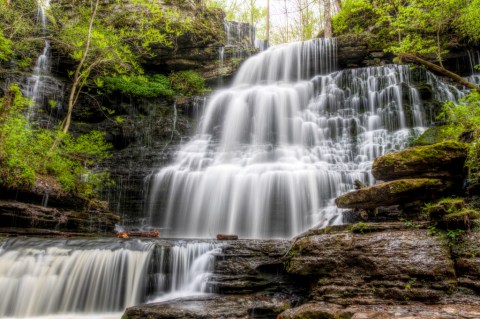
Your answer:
(62, 0), (99, 135)
(324, 0), (332, 38)
(399, 53), (479, 91)
(334, 0), (341, 11)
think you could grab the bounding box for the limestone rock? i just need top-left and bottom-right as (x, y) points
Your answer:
(335, 178), (451, 209)
(278, 303), (480, 319)
(212, 239), (293, 294)
(122, 294), (293, 319)
(371, 141), (468, 181)
(285, 225), (456, 304)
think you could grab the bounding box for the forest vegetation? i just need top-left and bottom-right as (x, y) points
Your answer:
(0, 0), (479, 196)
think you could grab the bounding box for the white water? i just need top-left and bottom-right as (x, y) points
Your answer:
(146, 38), (459, 239)
(25, 0), (63, 120)
(0, 239), (218, 319)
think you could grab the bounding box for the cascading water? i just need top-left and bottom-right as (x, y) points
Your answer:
(146, 38), (443, 239)
(0, 238), (218, 319)
(25, 0), (63, 120)
(467, 49), (480, 85)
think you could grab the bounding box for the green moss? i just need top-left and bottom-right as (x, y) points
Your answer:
(389, 179), (441, 193)
(413, 126), (460, 146)
(350, 221), (369, 234)
(443, 210), (479, 225)
(423, 198), (466, 219)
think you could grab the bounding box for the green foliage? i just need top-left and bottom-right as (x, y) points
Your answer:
(0, 85), (111, 197)
(350, 221), (369, 234)
(0, 30), (13, 61)
(333, 0), (479, 65)
(456, 0), (480, 42)
(439, 92), (480, 178)
(168, 71), (209, 96)
(101, 71), (209, 98)
(102, 74), (174, 97)
(333, 0), (377, 34)
(399, 217), (422, 229)
(0, 0), (39, 69)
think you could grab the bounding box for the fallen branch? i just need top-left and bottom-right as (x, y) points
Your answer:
(398, 53), (480, 92)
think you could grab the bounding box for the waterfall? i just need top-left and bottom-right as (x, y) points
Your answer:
(467, 49), (480, 85)
(25, 0), (63, 121)
(0, 238), (218, 318)
(146, 38), (450, 239)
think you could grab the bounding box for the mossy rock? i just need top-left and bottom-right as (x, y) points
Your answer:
(413, 126), (459, 146)
(335, 178), (451, 209)
(439, 209), (480, 229)
(372, 141), (468, 181)
(424, 198), (466, 220)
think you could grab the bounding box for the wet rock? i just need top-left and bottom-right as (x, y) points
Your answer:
(335, 178), (451, 209)
(372, 141), (468, 181)
(0, 199), (119, 235)
(454, 225), (480, 292)
(278, 302), (480, 319)
(0, 180), (119, 235)
(285, 225), (456, 304)
(122, 294), (293, 319)
(212, 240), (295, 294)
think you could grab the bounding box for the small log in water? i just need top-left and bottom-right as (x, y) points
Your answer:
(216, 234), (239, 240)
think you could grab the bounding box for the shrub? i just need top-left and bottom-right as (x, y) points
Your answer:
(332, 0), (378, 35)
(0, 85), (111, 197)
(439, 92), (480, 178)
(102, 74), (174, 97)
(168, 70), (209, 96)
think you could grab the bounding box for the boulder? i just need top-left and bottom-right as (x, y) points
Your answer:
(335, 178), (451, 209)
(285, 223), (456, 304)
(371, 141), (468, 181)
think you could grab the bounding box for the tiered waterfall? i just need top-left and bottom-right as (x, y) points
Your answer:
(146, 38), (442, 239)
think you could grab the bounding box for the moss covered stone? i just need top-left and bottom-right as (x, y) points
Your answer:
(413, 126), (459, 146)
(439, 210), (480, 229)
(335, 178), (451, 209)
(372, 141), (468, 181)
(424, 198), (466, 220)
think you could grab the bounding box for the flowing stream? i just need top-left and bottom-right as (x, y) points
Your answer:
(0, 238), (219, 319)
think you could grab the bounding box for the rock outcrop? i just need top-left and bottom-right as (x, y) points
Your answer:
(123, 294), (293, 319)
(336, 141), (468, 212)
(336, 178), (452, 209)
(278, 303), (480, 319)
(0, 180), (119, 236)
(371, 141), (468, 181)
(286, 223), (456, 304)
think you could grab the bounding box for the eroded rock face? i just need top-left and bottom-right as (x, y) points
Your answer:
(371, 141), (468, 182)
(0, 182), (119, 235)
(211, 240), (293, 294)
(453, 226), (480, 293)
(335, 178), (451, 209)
(278, 302), (480, 319)
(285, 224), (456, 304)
(122, 294), (293, 319)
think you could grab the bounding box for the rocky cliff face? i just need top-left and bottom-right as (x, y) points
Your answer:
(0, 179), (119, 236)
